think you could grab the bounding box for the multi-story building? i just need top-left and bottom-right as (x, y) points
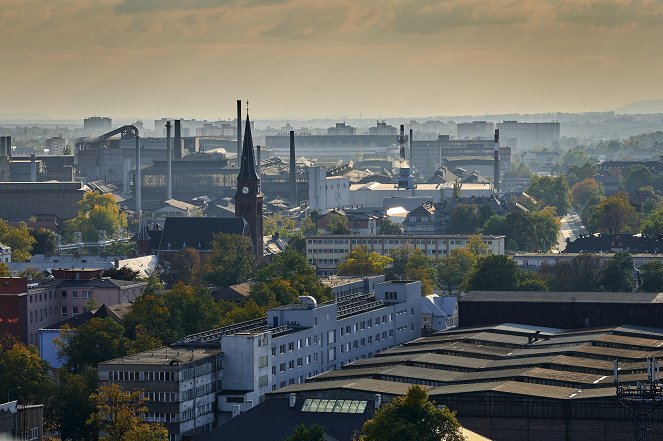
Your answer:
(0, 243), (11, 263)
(43, 137), (66, 155)
(367, 121), (397, 136)
(306, 234), (506, 275)
(327, 123), (356, 136)
(496, 120), (560, 151)
(0, 269), (146, 348)
(0, 182), (88, 222)
(456, 121), (495, 139)
(99, 279), (422, 440)
(308, 167), (350, 211)
(83, 116), (112, 133)
(410, 135), (511, 181)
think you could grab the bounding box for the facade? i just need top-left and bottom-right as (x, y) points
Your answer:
(0, 182), (88, 221)
(98, 347), (222, 440)
(43, 137), (66, 154)
(234, 117), (264, 257)
(564, 232), (663, 253)
(410, 135), (511, 181)
(308, 167), (350, 211)
(496, 120), (560, 151)
(99, 280), (422, 440)
(0, 243), (11, 263)
(145, 217), (248, 255)
(0, 270), (146, 348)
(0, 401), (43, 441)
(421, 294), (458, 332)
(513, 252), (663, 269)
(327, 123), (356, 136)
(314, 209), (384, 236)
(306, 234), (506, 275)
(83, 116), (112, 132)
(148, 199), (203, 226)
(265, 135), (398, 162)
(368, 121), (397, 135)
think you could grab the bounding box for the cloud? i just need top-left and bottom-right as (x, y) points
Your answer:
(556, 0), (663, 28)
(260, 3), (349, 39)
(389, 0), (530, 34)
(114, 0), (288, 15)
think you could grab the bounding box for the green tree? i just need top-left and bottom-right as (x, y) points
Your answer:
(452, 181), (462, 200)
(386, 248), (435, 296)
(526, 175), (571, 216)
(358, 385), (464, 441)
(0, 263), (10, 277)
(264, 213), (296, 238)
(587, 192), (640, 233)
(337, 246), (392, 276)
(56, 318), (130, 372)
(0, 337), (51, 403)
(205, 233), (256, 287)
(621, 165), (652, 192)
(447, 204), (480, 234)
(0, 219), (36, 261)
(18, 267), (43, 280)
(640, 261), (663, 292)
(571, 178), (604, 211)
(601, 252), (635, 292)
(463, 255), (519, 291)
(642, 206), (663, 236)
(326, 215), (352, 235)
(69, 192), (128, 242)
(217, 300), (266, 327)
(287, 234), (307, 255)
(436, 248), (477, 293)
(565, 162), (597, 186)
(103, 266), (140, 281)
(87, 384), (168, 441)
(299, 217), (318, 237)
(159, 248), (203, 286)
(284, 424), (326, 441)
(482, 214), (507, 235)
(494, 208), (559, 252)
(539, 253), (604, 291)
(377, 217), (402, 235)
(29, 227), (56, 255)
(53, 368), (98, 441)
(249, 279), (299, 307)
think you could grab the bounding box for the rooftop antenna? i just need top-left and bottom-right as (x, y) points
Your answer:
(615, 358), (663, 441)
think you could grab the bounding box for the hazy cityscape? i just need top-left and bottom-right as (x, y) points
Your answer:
(3, 1), (663, 441)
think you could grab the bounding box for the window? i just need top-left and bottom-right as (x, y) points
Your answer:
(61, 290), (67, 298)
(305, 337), (311, 347)
(328, 330), (336, 345)
(72, 306), (79, 315)
(61, 306), (67, 317)
(297, 357), (303, 367)
(288, 342), (294, 352)
(271, 347), (276, 356)
(280, 344), (286, 354)
(83, 291), (92, 299)
(288, 360), (294, 370)
(72, 291), (78, 298)
(328, 347), (336, 362)
(279, 363), (286, 373)
(272, 366), (276, 375)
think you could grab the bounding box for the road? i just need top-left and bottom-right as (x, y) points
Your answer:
(556, 211), (588, 252)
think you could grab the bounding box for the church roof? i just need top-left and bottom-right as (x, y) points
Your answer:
(157, 217), (248, 251)
(237, 115), (259, 181)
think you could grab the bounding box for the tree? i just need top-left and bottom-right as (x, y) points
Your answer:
(288, 234), (307, 255)
(249, 279), (299, 307)
(377, 217), (402, 235)
(337, 246), (392, 276)
(358, 385), (464, 441)
(87, 384), (168, 441)
(299, 217), (318, 237)
(56, 317), (129, 372)
(18, 267), (43, 280)
(29, 227), (56, 255)
(69, 192), (128, 242)
(0, 263), (10, 277)
(0, 219), (36, 261)
(492, 209), (559, 252)
(217, 300), (266, 327)
(463, 255), (519, 291)
(452, 181), (462, 200)
(158, 248), (203, 286)
(436, 248), (476, 293)
(642, 206), (663, 236)
(526, 175), (571, 216)
(571, 178), (604, 211)
(103, 266), (140, 281)
(466, 235), (489, 256)
(326, 215), (351, 235)
(205, 233), (256, 287)
(264, 213), (296, 238)
(53, 368), (98, 441)
(482, 214), (507, 235)
(640, 261), (663, 292)
(587, 192), (640, 233)
(386, 248), (435, 296)
(601, 252), (635, 292)
(621, 165), (653, 192)
(539, 253), (604, 292)
(0, 337), (51, 403)
(285, 424), (326, 441)
(447, 204), (480, 234)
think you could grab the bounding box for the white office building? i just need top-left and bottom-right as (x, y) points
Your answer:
(308, 167), (350, 211)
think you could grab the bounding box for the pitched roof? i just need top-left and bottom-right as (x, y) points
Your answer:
(157, 217), (248, 251)
(237, 116), (259, 181)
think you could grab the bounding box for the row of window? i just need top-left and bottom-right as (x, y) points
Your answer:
(109, 370), (177, 382)
(143, 392), (177, 402)
(144, 413), (177, 423)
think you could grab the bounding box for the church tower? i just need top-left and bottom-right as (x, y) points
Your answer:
(234, 115), (264, 257)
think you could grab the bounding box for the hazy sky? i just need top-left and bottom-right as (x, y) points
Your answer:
(2, 0), (663, 119)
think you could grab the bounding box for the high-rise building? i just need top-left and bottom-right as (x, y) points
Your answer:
(83, 116), (112, 132)
(234, 115), (264, 256)
(496, 120), (560, 151)
(456, 121), (495, 139)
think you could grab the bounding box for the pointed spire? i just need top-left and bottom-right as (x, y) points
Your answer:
(238, 115), (259, 181)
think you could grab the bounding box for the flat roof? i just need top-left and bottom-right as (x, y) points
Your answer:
(100, 347), (220, 366)
(461, 291), (663, 304)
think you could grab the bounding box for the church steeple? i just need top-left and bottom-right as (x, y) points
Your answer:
(235, 113), (263, 257)
(238, 116), (259, 181)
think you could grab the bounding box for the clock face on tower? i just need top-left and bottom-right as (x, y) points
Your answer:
(242, 186), (249, 194)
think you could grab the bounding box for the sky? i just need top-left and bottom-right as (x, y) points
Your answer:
(2, 0), (663, 120)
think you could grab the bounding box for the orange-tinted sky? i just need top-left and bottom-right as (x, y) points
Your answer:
(2, 0), (662, 119)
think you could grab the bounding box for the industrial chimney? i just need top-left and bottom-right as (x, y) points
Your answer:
(256, 145), (261, 178)
(399, 125), (406, 160)
(166, 121), (172, 200)
(174, 120), (182, 160)
(493, 129), (500, 194)
(409, 128), (413, 162)
(237, 100), (242, 164)
(289, 131), (297, 207)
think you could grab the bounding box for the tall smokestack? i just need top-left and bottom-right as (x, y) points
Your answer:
(174, 120), (182, 160)
(166, 121), (172, 200)
(493, 129), (500, 194)
(289, 131), (297, 207)
(237, 100), (242, 164)
(30, 154), (37, 182)
(256, 145), (261, 178)
(409, 129), (413, 162)
(399, 125), (405, 160)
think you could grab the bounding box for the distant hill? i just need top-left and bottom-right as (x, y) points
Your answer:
(616, 99), (663, 114)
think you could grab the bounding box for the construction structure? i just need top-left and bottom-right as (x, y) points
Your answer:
(615, 358), (663, 441)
